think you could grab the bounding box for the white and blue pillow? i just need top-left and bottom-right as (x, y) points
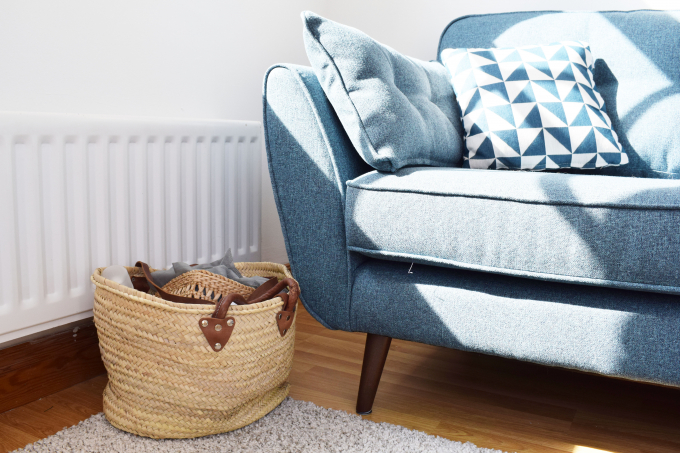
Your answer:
(441, 41), (628, 170)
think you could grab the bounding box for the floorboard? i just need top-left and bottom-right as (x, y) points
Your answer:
(2, 306), (680, 453)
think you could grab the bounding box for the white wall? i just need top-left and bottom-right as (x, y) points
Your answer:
(0, 0), (676, 264)
(0, 0), (325, 264)
(324, 0), (679, 61)
(0, 0), (326, 120)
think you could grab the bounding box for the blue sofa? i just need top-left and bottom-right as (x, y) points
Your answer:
(263, 10), (680, 414)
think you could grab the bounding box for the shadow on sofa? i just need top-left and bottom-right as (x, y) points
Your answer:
(483, 11), (680, 180)
(264, 10), (680, 416)
(349, 238), (680, 389)
(266, 95), (680, 389)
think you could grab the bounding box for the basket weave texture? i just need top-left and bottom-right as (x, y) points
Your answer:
(92, 262), (296, 439)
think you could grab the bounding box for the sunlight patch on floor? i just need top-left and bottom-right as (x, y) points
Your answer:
(573, 446), (613, 453)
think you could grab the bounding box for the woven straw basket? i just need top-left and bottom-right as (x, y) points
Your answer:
(91, 262), (298, 439)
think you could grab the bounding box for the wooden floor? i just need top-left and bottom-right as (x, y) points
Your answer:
(2, 305), (680, 453)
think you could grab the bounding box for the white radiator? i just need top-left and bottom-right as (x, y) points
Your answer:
(0, 112), (261, 344)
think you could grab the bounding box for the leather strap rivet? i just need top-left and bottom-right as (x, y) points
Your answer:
(215, 343), (222, 350)
(283, 329), (287, 335)
(227, 319), (234, 327)
(286, 315), (290, 321)
(201, 320), (208, 327)
(214, 324), (222, 331)
(278, 314), (282, 319)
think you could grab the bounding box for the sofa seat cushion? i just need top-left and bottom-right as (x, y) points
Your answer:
(346, 167), (680, 295)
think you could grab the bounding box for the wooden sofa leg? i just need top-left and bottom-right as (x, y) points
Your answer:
(356, 333), (392, 415)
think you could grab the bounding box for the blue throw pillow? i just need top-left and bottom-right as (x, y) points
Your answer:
(302, 11), (464, 172)
(441, 42), (628, 170)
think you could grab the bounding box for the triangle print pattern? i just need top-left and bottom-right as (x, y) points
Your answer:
(441, 41), (628, 170)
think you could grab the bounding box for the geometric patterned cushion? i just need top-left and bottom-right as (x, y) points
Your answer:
(441, 41), (628, 170)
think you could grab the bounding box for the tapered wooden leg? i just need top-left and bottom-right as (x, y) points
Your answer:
(356, 333), (392, 415)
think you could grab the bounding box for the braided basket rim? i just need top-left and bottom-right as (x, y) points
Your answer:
(91, 261), (294, 314)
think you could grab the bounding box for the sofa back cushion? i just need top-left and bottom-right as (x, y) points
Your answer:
(303, 11), (465, 172)
(438, 10), (680, 179)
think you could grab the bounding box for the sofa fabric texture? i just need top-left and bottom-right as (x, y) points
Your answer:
(438, 10), (680, 179)
(346, 167), (680, 295)
(351, 259), (680, 387)
(264, 10), (680, 389)
(302, 11), (464, 172)
(263, 64), (371, 330)
(441, 41), (627, 170)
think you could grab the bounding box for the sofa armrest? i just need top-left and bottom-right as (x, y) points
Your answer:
(263, 64), (371, 330)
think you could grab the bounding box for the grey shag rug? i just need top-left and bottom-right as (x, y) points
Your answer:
(13, 398), (506, 453)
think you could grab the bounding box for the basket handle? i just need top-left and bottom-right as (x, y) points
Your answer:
(198, 277), (299, 351)
(136, 261), (299, 310)
(134, 261), (300, 349)
(208, 277), (299, 319)
(245, 278), (299, 311)
(243, 278), (299, 338)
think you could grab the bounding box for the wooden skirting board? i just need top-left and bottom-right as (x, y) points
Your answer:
(0, 319), (106, 414)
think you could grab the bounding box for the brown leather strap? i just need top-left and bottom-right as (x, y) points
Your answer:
(210, 278), (299, 320)
(135, 261), (300, 344)
(246, 278), (300, 312)
(211, 293), (247, 319)
(131, 275), (150, 293)
(135, 261), (215, 305)
(276, 308), (295, 337)
(252, 278), (299, 337)
(246, 277), (279, 302)
(199, 314), (236, 352)
(201, 278), (300, 347)
(135, 263), (299, 310)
